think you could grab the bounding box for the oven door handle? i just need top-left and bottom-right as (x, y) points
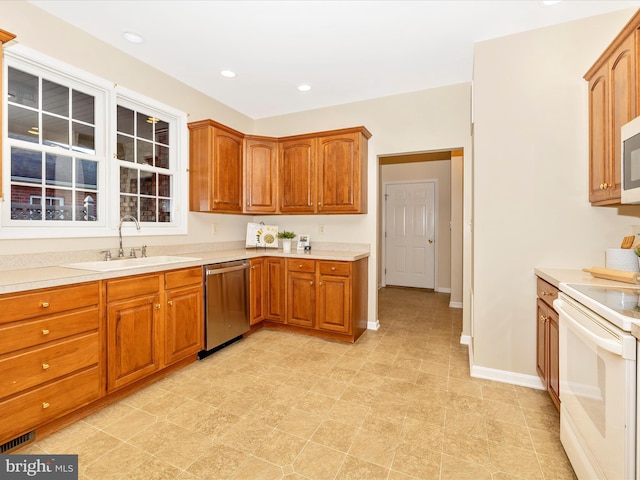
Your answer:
(555, 300), (622, 356)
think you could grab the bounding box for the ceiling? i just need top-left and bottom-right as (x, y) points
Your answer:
(27, 0), (640, 119)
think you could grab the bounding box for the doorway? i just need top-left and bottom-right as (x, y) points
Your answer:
(384, 181), (436, 289)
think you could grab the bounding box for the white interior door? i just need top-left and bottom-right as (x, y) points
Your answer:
(385, 181), (435, 289)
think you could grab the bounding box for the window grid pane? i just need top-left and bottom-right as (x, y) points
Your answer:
(116, 105), (174, 224)
(7, 66), (99, 223)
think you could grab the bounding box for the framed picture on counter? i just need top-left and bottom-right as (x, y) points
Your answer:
(297, 234), (310, 250)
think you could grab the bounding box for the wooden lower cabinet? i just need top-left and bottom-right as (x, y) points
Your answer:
(261, 257), (367, 343)
(317, 265), (351, 334)
(0, 267), (203, 450)
(0, 281), (103, 446)
(164, 267), (204, 366)
(265, 257), (286, 323)
(107, 274), (162, 392)
(536, 277), (560, 411)
(287, 269), (316, 328)
(250, 258), (265, 325)
(106, 268), (203, 392)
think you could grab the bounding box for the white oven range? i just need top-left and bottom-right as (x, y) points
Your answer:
(555, 283), (638, 480)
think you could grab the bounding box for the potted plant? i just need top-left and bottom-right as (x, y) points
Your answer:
(277, 230), (296, 253)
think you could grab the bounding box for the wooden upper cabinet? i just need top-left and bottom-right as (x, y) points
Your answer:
(585, 11), (639, 205)
(588, 65), (611, 204)
(279, 137), (316, 213)
(279, 127), (371, 214)
(189, 119), (371, 215)
(317, 129), (370, 214)
(0, 30), (16, 202)
(188, 119), (244, 213)
(244, 136), (278, 214)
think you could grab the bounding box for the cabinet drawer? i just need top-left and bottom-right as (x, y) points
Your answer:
(0, 366), (100, 445)
(536, 277), (559, 309)
(0, 308), (99, 354)
(165, 267), (203, 289)
(107, 274), (161, 302)
(0, 282), (99, 325)
(0, 333), (99, 398)
(318, 261), (351, 276)
(287, 259), (316, 273)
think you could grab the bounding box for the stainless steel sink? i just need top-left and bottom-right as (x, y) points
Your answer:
(63, 255), (201, 272)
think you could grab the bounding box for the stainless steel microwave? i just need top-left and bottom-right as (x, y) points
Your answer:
(621, 115), (640, 204)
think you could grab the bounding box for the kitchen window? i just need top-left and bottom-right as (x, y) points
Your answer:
(2, 45), (187, 238)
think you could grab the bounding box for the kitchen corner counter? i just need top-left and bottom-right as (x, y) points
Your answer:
(0, 247), (370, 295)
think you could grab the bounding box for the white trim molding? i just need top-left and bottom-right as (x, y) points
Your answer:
(470, 364), (545, 390)
(460, 334), (544, 390)
(368, 319), (381, 330)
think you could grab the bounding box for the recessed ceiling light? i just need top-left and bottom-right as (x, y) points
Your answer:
(122, 31), (144, 44)
(220, 70), (236, 78)
(297, 84), (311, 92)
(541, 1), (561, 5)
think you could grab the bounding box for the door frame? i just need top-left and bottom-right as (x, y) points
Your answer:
(381, 179), (439, 289)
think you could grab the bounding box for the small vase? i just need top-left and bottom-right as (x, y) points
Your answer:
(282, 239), (292, 253)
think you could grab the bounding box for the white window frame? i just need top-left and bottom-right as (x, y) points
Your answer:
(1, 45), (188, 238)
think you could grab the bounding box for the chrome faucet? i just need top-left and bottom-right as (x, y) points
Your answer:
(118, 215), (141, 257)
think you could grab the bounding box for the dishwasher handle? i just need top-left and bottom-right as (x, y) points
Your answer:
(206, 263), (249, 276)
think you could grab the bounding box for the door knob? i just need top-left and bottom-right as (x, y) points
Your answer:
(428, 239), (433, 244)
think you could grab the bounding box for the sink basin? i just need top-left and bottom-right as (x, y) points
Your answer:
(63, 255), (201, 272)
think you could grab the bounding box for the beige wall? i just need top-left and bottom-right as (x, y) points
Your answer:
(379, 160), (452, 293)
(1, 3), (472, 346)
(472, 8), (640, 380)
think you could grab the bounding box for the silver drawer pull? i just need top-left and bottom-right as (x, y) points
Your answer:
(42, 329), (50, 336)
(42, 363), (50, 370)
(41, 302), (50, 308)
(42, 402), (50, 409)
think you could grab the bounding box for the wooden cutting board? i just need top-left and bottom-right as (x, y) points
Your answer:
(583, 267), (640, 284)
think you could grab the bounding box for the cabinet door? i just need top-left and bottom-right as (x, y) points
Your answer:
(287, 271), (315, 327)
(265, 257), (285, 323)
(317, 132), (366, 213)
(165, 285), (203, 366)
(536, 298), (548, 384)
(188, 120), (243, 213)
(588, 64), (610, 204)
(609, 36), (636, 202)
(107, 294), (160, 391)
(250, 258), (265, 325)
(212, 127), (243, 212)
(547, 307), (560, 410)
(279, 137), (316, 213)
(245, 137), (278, 213)
(317, 274), (351, 333)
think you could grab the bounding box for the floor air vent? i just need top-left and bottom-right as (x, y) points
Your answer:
(0, 431), (35, 453)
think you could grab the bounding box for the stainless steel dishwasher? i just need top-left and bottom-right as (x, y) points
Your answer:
(199, 259), (250, 359)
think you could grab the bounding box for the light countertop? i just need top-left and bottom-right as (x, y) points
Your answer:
(534, 267), (637, 289)
(535, 266), (640, 341)
(0, 247), (370, 295)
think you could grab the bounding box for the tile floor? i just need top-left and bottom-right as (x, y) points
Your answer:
(22, 287), (577, 479)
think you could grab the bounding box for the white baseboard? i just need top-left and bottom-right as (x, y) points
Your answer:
(449, 301), (462, 309)
(367, 319), (380, 330)
(436, 287), (451, 293)
(470, 364), (545, 390)
(461, 335), (544, 390)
